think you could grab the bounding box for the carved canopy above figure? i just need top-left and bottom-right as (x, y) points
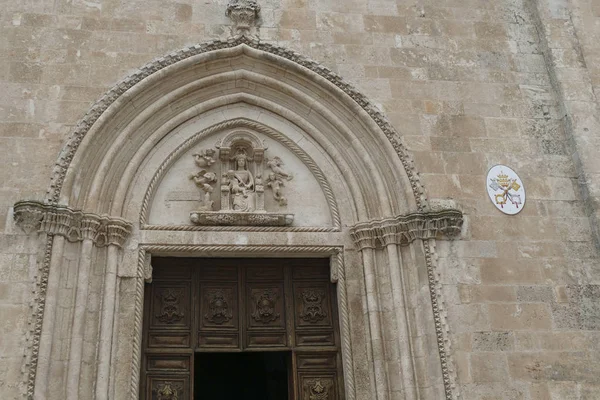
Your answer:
(188, 130), (295, 226)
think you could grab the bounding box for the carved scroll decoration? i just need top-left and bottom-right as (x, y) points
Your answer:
(205, 289), (233, 324)
(299, 289), (327, 323)
(156, 289), (185, 324)
(251, 289), (280, 323)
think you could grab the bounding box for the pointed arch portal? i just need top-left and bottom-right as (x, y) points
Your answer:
(14, 36), (462, 400)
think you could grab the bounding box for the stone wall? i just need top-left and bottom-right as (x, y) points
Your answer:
(1, 0), (599, 399)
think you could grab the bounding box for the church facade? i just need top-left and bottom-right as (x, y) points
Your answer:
(1, 0), (600, 399)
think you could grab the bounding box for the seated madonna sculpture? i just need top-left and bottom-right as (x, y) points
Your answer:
(189, 131), (294, 226)
(228, 148), (255, 211)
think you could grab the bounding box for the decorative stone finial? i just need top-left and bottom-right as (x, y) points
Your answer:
(226, 0), (260, 35)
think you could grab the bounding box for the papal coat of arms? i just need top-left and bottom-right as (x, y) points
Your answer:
(486, 165), (525, 215)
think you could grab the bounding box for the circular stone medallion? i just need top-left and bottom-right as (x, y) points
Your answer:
(486, 165), (525, 215)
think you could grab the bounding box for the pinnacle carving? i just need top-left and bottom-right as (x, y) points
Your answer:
(226, 0), (260, 35)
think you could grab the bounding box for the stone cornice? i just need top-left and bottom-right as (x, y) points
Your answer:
(13, 201), (133, 248)
(349, 209), (463, 250)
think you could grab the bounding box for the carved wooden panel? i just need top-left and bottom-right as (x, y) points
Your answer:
(148, 333), (190, 349)
(142, 258), (343, 400)
(294, 284), (333, 328)
(146, 376), (189, 400)
(199, 284), (237, 328)
(150, 284), (191, 329)
(146, 355), (191, 372)
(246, 265), (284, 281)
(299, 374), (337, 400)
(247, 284), (285, 328)
(197, 271), (239, 349)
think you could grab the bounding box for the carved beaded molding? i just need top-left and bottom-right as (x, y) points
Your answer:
(349, 209), (463, 251)
(13, 200), (132, 248)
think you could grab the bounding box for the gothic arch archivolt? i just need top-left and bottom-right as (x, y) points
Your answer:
(14, 36), (463, 400)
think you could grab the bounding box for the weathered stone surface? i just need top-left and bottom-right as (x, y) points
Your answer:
(1, 0), (600, 399)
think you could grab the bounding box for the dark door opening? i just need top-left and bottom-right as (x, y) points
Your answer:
(194, 351), (290, 400)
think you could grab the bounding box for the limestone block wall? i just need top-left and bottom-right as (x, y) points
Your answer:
(0, 0), (599, 399)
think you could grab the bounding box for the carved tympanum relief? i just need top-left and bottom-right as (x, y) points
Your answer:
(189, 131), (295, 226)
(148, 121), (334, 228)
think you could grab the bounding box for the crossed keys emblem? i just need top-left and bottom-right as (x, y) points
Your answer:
(488, 171), (522, 209)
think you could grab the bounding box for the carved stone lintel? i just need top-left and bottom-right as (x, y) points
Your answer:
(190, 211), (293, 226)
(349, 209), (463, 250)
(13, 200), (133, 248)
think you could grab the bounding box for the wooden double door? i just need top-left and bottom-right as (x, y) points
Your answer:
(141, 258), (343, 400)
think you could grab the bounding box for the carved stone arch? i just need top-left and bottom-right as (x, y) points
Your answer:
(13, 35), (463, 400)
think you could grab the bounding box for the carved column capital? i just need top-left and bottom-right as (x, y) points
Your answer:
(349, 209), (463, 251)
(13, 201), (133, 248)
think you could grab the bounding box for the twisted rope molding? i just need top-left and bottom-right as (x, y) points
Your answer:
(332, 250), (355, 400)
(139, 118), (341, 228)
(141, 224), (338, 232)
(140, 244), (342, 255)
(425, 240), (459, 400)
(129, 248), (147, 400)
(25, 235), (53, 400)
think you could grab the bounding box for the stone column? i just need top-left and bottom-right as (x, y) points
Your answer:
(13, 201), (133, 400)
(350, 209), (463, 399)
